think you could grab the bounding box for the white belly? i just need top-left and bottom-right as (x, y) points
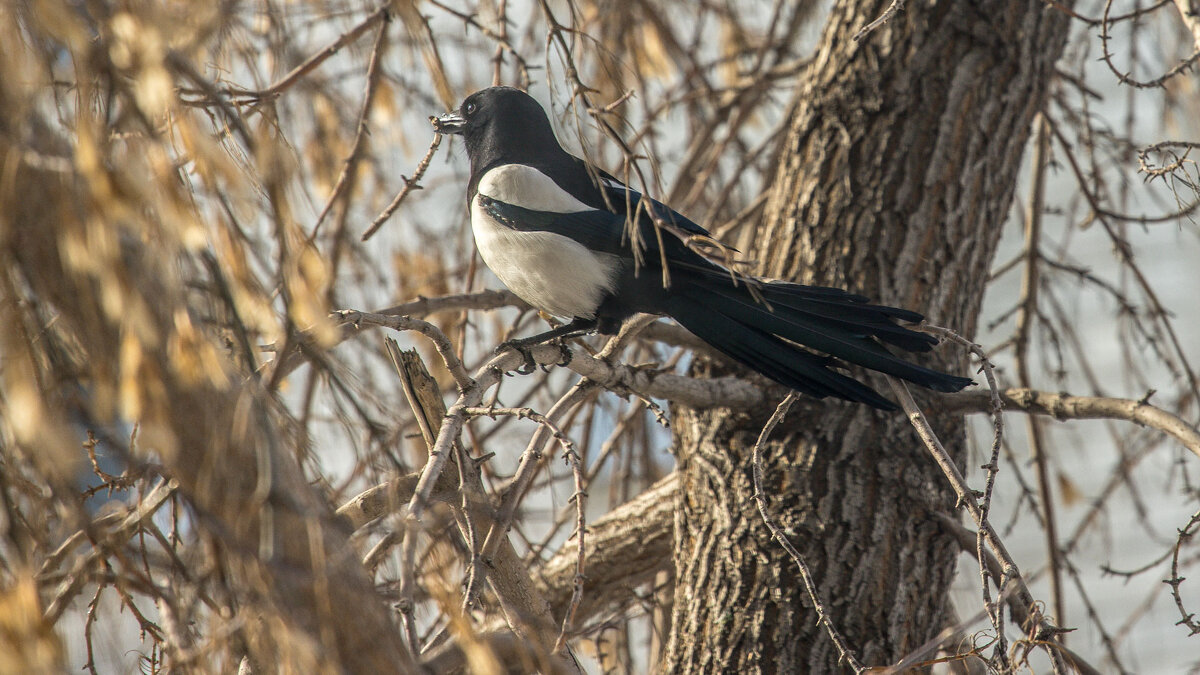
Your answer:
(470, 164), (620, 319)
(471, 195), (618, 319)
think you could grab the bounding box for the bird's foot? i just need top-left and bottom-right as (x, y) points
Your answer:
(495, 338), (573, 373)
(495, 338), (538, 374)
(554, 342), (572, 367)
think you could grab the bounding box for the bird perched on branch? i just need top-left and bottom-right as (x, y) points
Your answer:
(433, 86), (971, 410)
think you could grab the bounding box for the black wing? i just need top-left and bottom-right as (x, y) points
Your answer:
(595, 177), (717, 241)
(477, 194), (714, 269)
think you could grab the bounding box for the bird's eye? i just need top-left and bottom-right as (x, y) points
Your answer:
(464, 102), (477, 115)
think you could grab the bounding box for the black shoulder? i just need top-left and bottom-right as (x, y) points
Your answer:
(591, 169), (716, 241)
(536, 153), (721, 243)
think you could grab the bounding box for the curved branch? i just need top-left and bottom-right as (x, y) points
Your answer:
(943, 388), (1200, 460)
(336, 310), (474, 389)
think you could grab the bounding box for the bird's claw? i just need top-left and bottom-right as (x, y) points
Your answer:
(555, 342), (572, 367)
(495, 338), (572, 374)
(496, 339), (538, 374)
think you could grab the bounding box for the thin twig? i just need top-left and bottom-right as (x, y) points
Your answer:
(1015, 115), (1066, 630)
(918, 323), (1009, 664)
(1099, 0), (1200, 88)
(1166, 509), (1200, 635)
(554, 442), (588, 652)
(750, 392), (866, 673)
(887, 377), (1070, 675)
(201, 5), (393, 104)
(362, 132), (444, 241)
(472, 385), (596, 590)
(853, 0), (906, 41)
(310, 17), (390, 240)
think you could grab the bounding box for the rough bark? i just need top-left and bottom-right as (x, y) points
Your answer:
(665, 2), (1072, 672)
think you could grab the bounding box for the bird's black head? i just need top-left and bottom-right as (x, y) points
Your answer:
(434, 87), (564, 172)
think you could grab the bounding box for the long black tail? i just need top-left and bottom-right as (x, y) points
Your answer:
(665, 272), (973, 410)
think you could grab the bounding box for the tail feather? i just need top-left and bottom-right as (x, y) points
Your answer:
(755, 282), (936, 352)
(671, 295), (901, 409)
(706, 283), (968, 391)
(760, 282), (925, 324)
(666, 274), (974, 409)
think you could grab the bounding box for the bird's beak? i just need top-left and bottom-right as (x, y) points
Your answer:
(432, 110), (465, 135)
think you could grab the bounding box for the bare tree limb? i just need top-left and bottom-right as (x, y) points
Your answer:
(339, 311), (1200, 465)
(888, 377), (1070, 675)
(338, 471), (678, 629)
(942, 389), (1200, 460)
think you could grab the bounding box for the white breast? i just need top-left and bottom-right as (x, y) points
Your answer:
(471, 164), (619, 319)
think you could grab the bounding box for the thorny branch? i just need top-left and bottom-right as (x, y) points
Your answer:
(362, 132), (444, 241)
(887, 377), (1072, 675)
(750, 393), (867, 673)
(1167, 509), (1200, 635)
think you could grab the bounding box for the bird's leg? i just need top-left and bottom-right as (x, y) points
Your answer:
(496, 317), (598, 373)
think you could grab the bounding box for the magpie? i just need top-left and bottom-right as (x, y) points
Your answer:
(433, 86), (972, 410)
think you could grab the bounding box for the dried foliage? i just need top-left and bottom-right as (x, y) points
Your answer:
(0, 0), (1197, 673)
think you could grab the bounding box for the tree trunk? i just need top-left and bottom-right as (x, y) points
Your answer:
(665, 2), (1071, 672)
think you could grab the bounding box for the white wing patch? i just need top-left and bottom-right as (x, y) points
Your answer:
(477, 164), (593, 213)
(601, 176), (630, 191)
(472, 165), (619, 319)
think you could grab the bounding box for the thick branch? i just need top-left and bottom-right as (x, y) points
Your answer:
(338, 472), (678, 630)
(537, 474), (678, 622)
